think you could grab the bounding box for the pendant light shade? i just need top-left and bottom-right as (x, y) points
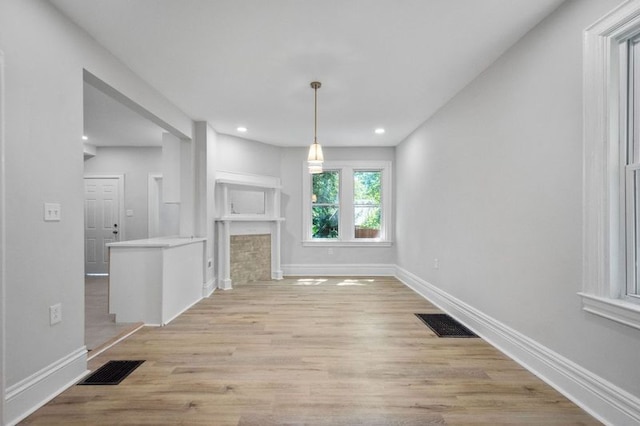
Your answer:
(307, 143), (324, 174)
(307, 81), (324, 174)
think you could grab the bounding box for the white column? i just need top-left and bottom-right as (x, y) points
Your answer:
(217, 220), (232, 290)
(272, 220), (283, 280)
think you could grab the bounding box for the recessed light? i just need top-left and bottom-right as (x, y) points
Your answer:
(237, 127), (247, 133)
(374, 128), (385, 134)
(82, 135), (88, 140)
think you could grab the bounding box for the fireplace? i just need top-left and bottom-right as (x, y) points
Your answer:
(230, 234), (271, 284)
(215, 171), (284, 290)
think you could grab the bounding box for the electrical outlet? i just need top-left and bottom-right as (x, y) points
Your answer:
(50, 303), (62, 325)
(44, 203), (61, 221)
(328, 248), (334, 255)
(433, 258), (439, 269)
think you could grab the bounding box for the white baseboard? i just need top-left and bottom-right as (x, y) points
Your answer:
(282, 263), (395, 277)
(203, 278), (216, 297)
(5, 347), (88, 426)
(162, 296), (203, 326)
(395, 266), (640, 426)
(87, 324), (145, 361)
(218, 278), (232, 290)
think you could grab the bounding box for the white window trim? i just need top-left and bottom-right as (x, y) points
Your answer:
(582, 0), (640, 330)
(302, 160), (393, 247)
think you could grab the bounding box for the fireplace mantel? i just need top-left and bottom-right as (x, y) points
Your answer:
(215, 171), (284, 289)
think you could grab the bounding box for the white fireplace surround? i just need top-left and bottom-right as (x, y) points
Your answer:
(215, 171), (284, 289)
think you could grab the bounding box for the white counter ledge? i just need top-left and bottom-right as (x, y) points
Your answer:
(107, 236), (206, 248)
(107, 236), (206, 326)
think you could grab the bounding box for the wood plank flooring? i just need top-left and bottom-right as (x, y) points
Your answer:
(22, 277), (600, 425)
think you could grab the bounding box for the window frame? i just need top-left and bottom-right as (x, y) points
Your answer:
(302, 160), (392, 247)
(625, 35), (640, 300)
(582, 1), (640, 330)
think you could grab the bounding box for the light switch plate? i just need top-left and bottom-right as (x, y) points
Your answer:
(44, 203), (61, 221)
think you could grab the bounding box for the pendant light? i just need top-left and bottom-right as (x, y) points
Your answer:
(307, 81), (324, 174)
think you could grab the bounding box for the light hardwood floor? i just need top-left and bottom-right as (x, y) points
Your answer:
(24, 277), (599, 425)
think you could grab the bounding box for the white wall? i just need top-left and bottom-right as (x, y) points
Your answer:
(84, 147), (163, 240)
(396, 0), (640, 406)
(194, 121), (218, 292)
(0, 49), (6, 425)
(280, 147), (396, 269)
(214, 138), (396, 272)
(0, 0), (193, 422)
(216, 133), (282, 177)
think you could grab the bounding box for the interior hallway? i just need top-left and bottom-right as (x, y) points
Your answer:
(85, 276), (141, 354)
(26, 277), (598, 425)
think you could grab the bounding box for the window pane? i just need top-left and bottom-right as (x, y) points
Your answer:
(354, 171), (380, 205)
(355, 206), (380, 238)
(312, 206), (339, 238)
(633, 40), (640, 163)
(354, 171), (381, 238)
(312, 171), (339, 204)
(630, 41), (640, 297)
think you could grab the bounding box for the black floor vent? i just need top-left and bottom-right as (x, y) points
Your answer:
(77, 360), (145, 385)
(415, 313), (478, 338)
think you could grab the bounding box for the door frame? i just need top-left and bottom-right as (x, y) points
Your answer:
(83, 174), (126, 249)
(148, 173), (162, 238)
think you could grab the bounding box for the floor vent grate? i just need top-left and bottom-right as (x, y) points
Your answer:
(77, 360), (145, 385)
(415, 313), (478, 338)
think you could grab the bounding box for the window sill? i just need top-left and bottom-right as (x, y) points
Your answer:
(302, 240), (393, 248)
(578, 292), (640, 331)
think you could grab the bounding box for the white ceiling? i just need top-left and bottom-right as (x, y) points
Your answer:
(55, 0), (565, 148)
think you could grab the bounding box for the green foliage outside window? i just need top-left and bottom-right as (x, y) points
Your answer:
(354, 171), (381, 231)
(312, 171), (339, 238)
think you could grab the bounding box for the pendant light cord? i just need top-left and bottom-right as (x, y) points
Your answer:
(311, 81), (321, 146)
(314, 84), (318, 145)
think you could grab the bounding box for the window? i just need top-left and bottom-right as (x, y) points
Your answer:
(303, 161), (392, 246)
(582, 2), (640, 330)
(626, 36), (640, 300)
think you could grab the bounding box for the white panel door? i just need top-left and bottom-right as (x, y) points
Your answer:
(84, 178), (120, 274)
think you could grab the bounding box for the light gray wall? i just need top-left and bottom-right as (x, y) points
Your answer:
(216, 133), (282, 177)
(0, 0), (192, 407)
(214, 138), (397, 268)
(0, 49), (6, 425)
(280, 147), (396, 266)
(396, 0), (639, 398)
(194, 121), (218, 287)
(84, 147), (162, 240)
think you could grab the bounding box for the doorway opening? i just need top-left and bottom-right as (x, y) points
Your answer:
(82, 71), (186, 355)
(148, 174), (180, 238)
(83, 175), (138, 353)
